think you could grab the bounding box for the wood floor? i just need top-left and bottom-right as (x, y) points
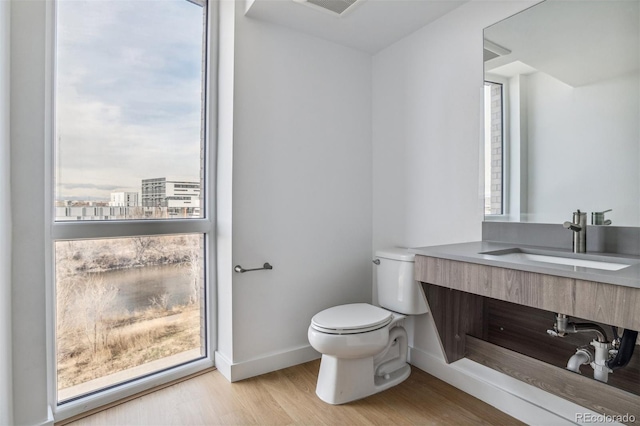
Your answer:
(64, 360), (522, 425)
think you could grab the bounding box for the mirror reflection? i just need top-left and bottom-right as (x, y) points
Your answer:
(483, 0), (640, 226)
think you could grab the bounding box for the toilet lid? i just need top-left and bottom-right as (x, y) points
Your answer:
(311, 303), (392, 335)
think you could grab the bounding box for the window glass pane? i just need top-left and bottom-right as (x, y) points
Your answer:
(484, 81), (503, 215)
(55, 0), (206, 221)
(55, 234), (206, 403)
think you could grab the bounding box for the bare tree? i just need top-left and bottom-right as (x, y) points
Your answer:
(149, 293), (171, 311)
(72, 275), (118, 355)
(132, 237), (154, 265)
(183, 238), (202, 305)
(56, 241), (85, 358)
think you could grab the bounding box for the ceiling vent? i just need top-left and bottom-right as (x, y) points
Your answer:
(296, 0), (362, 16)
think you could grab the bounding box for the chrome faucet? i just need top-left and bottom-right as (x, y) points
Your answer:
(592, 209), (612, 226)
(563, 209), (587, 253)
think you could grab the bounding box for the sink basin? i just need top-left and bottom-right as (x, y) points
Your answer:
(480, 248), (634, 271)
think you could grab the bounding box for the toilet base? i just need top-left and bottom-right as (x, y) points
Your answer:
(315, 354), (411, 405)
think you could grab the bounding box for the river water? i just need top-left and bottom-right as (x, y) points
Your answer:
(94, 264), (196, 312)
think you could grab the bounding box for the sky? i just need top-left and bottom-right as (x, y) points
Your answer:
(56, 0), (205, 201)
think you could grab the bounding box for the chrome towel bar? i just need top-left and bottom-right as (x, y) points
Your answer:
(234, 262), (273, 273)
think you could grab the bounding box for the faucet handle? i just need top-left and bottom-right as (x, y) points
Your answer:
(563, 221), (582, 232)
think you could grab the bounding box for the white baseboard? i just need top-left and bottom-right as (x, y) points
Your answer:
(215, 345), (320, 382)
(408, 346), (607, 426)
(214, 350), (233, 381)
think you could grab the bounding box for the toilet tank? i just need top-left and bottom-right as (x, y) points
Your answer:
(375, 248), (428, 315)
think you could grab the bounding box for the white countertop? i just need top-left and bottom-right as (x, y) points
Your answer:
(410, 241), (640, 289)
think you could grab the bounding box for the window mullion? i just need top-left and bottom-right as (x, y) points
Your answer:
(52, 219), (211, 241)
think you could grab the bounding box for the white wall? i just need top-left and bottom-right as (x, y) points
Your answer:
(372, 0), (520, 348)
(507, 73), (529, 221)
(0, 0), (13, 424)
(10, 0), (50, 424)
(372, 4), (496, 253)
(526, 71), (639, 225)
(371, 1), (499, 285)
(215, 3), (373, 380)
(373, 0), (545, 356)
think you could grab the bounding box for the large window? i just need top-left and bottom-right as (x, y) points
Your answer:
(53, 0), (211, 407)
(484, 81), (504, 215)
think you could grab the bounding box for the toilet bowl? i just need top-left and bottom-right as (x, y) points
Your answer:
(308, 249), (428, 405)
(308, 303), (410, 405)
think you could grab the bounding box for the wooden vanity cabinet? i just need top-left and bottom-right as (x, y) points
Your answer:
(415, 255), (640, 424)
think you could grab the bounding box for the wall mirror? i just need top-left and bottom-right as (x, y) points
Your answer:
(483, 0), (640, 227)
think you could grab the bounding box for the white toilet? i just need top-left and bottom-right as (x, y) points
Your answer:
(308, 248), (428, 404)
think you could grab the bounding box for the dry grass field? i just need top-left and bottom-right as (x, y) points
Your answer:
(55, 235), (203, 394)
(57, 303), (201, 390)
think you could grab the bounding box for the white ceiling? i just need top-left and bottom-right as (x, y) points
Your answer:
(484, 0), (639, 87)
(244, 0), (468, 54)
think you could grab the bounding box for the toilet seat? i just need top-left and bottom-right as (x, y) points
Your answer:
(310, 303), (392, 335)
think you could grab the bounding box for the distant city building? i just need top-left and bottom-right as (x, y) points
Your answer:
(141, 177), (201, 217)
(109, 191), (139, 207)
(55, 205), (140, 221)
(55, 199), (133, 221)
(54, 178), (200, 220)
